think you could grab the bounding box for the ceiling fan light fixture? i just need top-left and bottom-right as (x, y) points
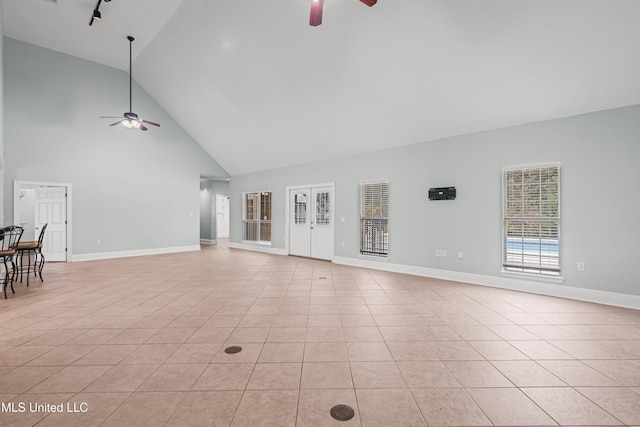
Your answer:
(100, 36), (161, 131)
(310, 0), (376, 26)
(309, 0), (323, 26)
(122, 119), (140, 129)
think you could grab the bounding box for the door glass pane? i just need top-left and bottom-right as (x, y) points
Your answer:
(294, 193), (307, 225)
(316, 192), (330, 225)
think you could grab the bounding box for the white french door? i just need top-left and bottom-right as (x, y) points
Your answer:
(289, 185), (334, 260)
(35, 187), (67, 262)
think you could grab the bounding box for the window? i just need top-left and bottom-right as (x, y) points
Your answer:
(315, 192), (330, 225)
(502, 165), (560, 276)
(243, 191), (272, 243)
(294, 193), (307, 225)
(360, 180), (389, 258)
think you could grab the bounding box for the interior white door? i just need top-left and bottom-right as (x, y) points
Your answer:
(35, 187), (67, 262)
(289, 185), (334, 260)
(310, 186), (334, 260)
(216, 194), (230, 239)
(289, 189), (311, 257)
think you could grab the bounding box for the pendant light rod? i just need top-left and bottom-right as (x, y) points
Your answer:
(128, 36), (134, 113)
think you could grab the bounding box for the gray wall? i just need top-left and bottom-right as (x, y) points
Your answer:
(200, 179), (229, 241)
(3, 37), (229, 255)
(230, 105), (640, 296)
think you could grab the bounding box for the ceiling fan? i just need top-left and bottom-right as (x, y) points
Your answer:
(101, 36), (160, 131)
(310, 0), (377, 26)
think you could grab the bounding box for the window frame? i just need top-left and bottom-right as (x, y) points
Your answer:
(501, 163), (561, 278)
(359, 179), (389, 260)
(242, 190), (272, 245)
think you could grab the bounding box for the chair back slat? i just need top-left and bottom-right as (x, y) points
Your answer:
(38, 224), (48, 245)
(0, 226), (23, 252)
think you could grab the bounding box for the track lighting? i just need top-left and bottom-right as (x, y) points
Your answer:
(89, 0), (111, 26)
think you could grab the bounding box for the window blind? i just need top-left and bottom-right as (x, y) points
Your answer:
(360, 180), (389, 257)
(243, 191), (272, 243)
(502, 165), (560, 276)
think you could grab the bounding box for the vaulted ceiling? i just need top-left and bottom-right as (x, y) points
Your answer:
(3, 0), (640, 175)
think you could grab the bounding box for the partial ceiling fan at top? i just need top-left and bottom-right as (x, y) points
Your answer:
(310, 0), (377, 26)
(100, 36), (160, 132)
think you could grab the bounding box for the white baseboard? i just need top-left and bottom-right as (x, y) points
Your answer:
(333, 256), (640, 310)
(72, 245), (201, 262)
(200, 239), (217, 245)
(228, 242), (288, 256)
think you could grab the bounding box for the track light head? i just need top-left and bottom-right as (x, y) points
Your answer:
(89, 0), (108, 26)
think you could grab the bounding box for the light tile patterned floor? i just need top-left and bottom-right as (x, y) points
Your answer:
(1, 240), (640, 426)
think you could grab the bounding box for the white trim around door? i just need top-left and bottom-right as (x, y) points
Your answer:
(13, 180), (73, 262)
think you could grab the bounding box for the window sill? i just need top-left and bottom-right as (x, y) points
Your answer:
(359, 254), (389, 262)
(501, 270), (565, 284)
(242, 240), (272, 247)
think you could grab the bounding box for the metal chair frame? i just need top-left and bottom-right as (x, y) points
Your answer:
(17, 223), (48, 287)
(1, 226), (24, 299)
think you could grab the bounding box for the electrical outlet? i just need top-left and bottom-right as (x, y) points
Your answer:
(577, 262), (586, 272)
(458, 252), (464, 259)
(97, 239), (101, 244)
(442, 250), (447, 257)
(435, 249), (442, 257)
(341, 241), (345, 248)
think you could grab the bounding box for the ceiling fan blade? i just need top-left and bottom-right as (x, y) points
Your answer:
(139, 123), (148, 131)
(309, 0), (323, 26)
(359, 0), (377, 6)
(109, 120), (123, 126)
(141, 119), (161, 127)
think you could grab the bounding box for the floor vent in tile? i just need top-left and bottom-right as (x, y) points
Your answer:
(318, 276), (328, 279)
(224, 346), (243, 354)
(330, 404), (355, 421)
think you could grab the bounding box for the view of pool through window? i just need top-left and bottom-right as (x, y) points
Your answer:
(502, 165), (560, 276)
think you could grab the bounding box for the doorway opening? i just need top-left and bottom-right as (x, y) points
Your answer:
(13, 181), (72, 262)
(216, 194), (230, 240)
(200, 177), (230, 245)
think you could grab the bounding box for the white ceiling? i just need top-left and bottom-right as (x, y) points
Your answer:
(3, 0), (640, 175)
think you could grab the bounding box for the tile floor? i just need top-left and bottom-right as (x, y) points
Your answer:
(1, 240), (640, 426)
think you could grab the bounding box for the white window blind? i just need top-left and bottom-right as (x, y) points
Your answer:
(360, 180), (389, 257)
(502, 165), (560, 276)
(243, 191), (272, 243)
